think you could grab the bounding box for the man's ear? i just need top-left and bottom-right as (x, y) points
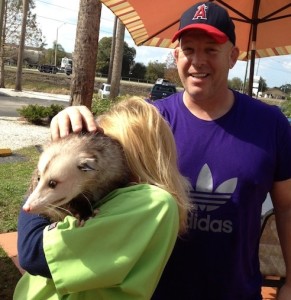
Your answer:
(229, 46), (239, 69)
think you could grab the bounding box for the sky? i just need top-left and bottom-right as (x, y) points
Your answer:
(32, 0), (291, 88)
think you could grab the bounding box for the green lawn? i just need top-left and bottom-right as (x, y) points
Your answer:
(0, 146), (40, 299)
(0, 146), (39, 234)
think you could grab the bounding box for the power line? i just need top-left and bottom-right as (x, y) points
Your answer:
(35, 0), (78, 13)
(36, 15), (76, 26)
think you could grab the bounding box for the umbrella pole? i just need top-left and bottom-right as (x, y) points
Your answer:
(247, 0), (260, 96)
(248, 47), (256, 96)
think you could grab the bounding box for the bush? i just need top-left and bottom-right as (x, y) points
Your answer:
(281, 100), (291, 117)
(17, 103), (65, 125)
(91, 94), (115, 116)
(48, 104), (66, 120)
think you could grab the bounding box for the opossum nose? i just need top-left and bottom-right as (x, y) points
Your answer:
(22, 203), (31, 212)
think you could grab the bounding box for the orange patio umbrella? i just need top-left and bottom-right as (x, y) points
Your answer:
(100, 0), (291, 95)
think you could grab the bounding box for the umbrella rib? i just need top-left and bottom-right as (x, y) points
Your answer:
(214, 0), (251, 22)
(261, 4), (291, 21)
(261, 14), (291, 23)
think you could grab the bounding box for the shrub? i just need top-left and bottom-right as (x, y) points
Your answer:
(281, 100), (291, 117)
(91, 95), (115, 116)
(47, 104), (66, 121)
(91, 94), (132, 116)
(17, 103), (65, 125)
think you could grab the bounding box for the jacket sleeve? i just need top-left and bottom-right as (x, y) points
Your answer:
(17, 207), (52, 278)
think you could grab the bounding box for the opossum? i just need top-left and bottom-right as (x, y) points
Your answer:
(23, 132), (132, 222)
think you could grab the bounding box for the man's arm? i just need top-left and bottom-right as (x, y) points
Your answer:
(271, 178), (291, 299)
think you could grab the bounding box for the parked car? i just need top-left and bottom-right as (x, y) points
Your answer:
(98, 83), (111, 99)
(155, 78), (170, 84)
(149, 81), (177, 101)
(38, 64), (58, 74)
(64, 65), (72, 75)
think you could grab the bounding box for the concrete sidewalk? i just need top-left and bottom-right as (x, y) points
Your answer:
(0, 231), (279, 298)
(0, 88), (70, 102)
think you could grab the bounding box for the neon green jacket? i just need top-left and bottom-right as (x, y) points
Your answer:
(14, 184), (179, 300)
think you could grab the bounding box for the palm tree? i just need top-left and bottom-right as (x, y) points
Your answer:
(0, 0), (6, 88)
(15, 0), (29, 91)
(110, 19), (125, 99)
(70, 0), (101, 108)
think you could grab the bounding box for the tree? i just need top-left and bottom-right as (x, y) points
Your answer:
(121, 41), (135, 77)
(4, 0), (43, 47)
(96, 37), (136, 77)
(15, 0), (29, 91)
(228, 77), (243, 91)
(110, 19), (125, 99)
(280, 84), (291, 96)
(145, 61), (166, 82)
(53, 41), (67, 67)
(0, 0), (6, 88)
(130, 62), (146, 80)
(107, 16), (117, 84)
(96, 37), (111, 75)
(0, 0), (44, 87)
(164, 52), (181, 86)
(258, 77), (268, 92)
(70, 0), (101, 108)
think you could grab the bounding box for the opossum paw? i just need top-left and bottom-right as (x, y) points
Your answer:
(78, 219), (86, 227)
(93, 209), (99, 216)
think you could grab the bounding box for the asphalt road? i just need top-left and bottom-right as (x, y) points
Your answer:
(0, 92), (69, 117)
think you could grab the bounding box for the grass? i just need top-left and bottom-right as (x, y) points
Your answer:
(0, 146), (40, 233)
(3, 67), (71, 95)
(0, 146), (39, 299)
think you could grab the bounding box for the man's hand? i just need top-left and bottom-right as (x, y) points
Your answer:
(50, 105), (98, 140)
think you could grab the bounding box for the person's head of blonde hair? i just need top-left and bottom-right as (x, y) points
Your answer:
(97, 97), (191, 234)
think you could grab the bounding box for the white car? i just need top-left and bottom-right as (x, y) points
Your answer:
(98, 83), (111, 99)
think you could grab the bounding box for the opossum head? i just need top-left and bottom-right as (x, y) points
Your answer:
(23, 133), (132, 221)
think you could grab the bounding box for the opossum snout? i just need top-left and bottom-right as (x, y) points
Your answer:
(22, 202), (32, 212)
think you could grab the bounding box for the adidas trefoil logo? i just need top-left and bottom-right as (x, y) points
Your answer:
(190, 164), (237, 212)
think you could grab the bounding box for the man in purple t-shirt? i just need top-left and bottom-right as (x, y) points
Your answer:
(50, 2), (291, 300)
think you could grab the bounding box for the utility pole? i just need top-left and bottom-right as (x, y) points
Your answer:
(54, 22), (66, 66)
(15, 0), (29, 91)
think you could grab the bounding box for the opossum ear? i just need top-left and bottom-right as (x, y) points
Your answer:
(78, 158), (97, 172)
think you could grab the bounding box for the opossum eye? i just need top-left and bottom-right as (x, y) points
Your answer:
(48, 180), (57, 189)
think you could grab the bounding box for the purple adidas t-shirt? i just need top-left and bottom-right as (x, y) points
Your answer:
(152, 91), (291, 300)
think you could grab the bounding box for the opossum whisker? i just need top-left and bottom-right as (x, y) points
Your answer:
(46, 203), (74, 218)
(80, 192), (94, 213)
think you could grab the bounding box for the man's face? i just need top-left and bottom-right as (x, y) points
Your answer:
(174, 30), (239, 103)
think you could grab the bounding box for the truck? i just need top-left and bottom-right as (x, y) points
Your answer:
(61, 57), (73, 75)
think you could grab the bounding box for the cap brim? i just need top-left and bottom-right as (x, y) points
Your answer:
(172, 24), (229, 43)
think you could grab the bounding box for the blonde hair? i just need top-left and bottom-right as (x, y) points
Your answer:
(97, 97), (191, 234)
